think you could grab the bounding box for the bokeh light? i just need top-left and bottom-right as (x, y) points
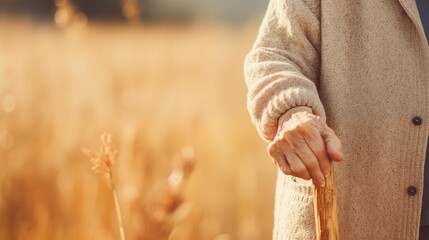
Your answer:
(2, 95), (15, 114)
(0, 1), (275, 240)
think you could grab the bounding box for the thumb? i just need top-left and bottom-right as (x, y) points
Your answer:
(321, 128), (344, 162)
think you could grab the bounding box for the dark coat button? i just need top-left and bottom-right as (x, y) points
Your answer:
(412, 116), (422, 126)
(407, 186), (417, 196)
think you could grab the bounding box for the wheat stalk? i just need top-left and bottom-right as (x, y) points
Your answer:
(140, 147), (195, 240)
(83, 133), (125, 240)
(157, 147), (195, 218)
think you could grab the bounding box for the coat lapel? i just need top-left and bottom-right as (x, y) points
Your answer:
(397, 0), (424, 36)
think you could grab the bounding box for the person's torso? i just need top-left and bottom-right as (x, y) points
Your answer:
(317, 0), (429, 238)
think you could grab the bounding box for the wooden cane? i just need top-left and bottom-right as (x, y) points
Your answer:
(313, 164), (340, 240)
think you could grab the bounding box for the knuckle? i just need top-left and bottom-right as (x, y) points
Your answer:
(280, 166), (291, 175)
(325, 127), (336, 135)
(278, 136), (288, 144)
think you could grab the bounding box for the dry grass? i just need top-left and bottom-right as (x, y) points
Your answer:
(83, 134), (125, 240)
(0, 16), (276, 240)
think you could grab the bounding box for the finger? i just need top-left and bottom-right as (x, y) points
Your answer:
(268, 141), (289, 166)
(267, 142), (281, 165)
(322, 128), (344, 162)
(277, 154), (292, 175)
(303, 129), (331, 177)
(294, 144), (326, 187)
(268, 143), (292, 175)
(284, 150), (311, 180)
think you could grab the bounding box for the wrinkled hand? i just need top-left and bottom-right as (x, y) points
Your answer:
(268, 111), (344, 187)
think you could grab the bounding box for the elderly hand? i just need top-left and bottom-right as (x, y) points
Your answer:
(268, 109), (344, 187)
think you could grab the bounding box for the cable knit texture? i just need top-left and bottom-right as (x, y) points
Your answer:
(245, 0), (429, 239)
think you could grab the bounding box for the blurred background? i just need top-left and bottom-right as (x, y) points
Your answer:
(0, 0), (277, 239)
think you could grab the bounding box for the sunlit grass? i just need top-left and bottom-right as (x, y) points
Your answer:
(0, 17), (275, 240)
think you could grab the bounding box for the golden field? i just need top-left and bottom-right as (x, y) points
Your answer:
(0, 16), (277, 240)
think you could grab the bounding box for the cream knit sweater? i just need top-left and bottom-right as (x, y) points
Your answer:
(245, 0), (429, 239)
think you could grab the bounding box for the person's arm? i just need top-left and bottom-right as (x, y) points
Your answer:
(244, 0), (324, 141)
(244, 0), (343, 186)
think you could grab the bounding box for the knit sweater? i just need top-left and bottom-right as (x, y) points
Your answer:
(244, 0), (429, 239)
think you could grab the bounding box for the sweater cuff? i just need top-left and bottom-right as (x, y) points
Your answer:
(277, 106), (314, 131)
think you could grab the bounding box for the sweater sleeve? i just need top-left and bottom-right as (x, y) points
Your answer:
(244, 0), (325, 141)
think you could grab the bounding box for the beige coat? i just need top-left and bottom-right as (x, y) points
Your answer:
(244, 0), (429, 239)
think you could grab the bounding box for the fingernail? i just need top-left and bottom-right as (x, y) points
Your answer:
(323, 171), (329, 177)
(320, 180), (325, 187)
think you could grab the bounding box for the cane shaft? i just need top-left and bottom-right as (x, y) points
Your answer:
(313, 165), (340, 240)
